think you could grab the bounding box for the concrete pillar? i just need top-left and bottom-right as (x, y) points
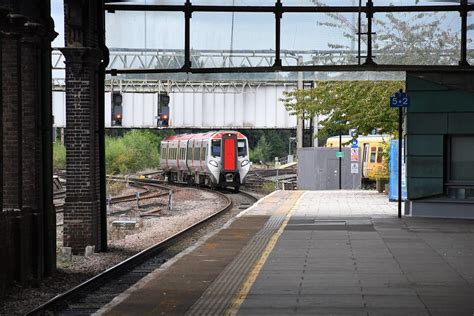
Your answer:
(61, 47), (103, 254)
(313, 115), (319, 147)
(296, 56), (303, 150)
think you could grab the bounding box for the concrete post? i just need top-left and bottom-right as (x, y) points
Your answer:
(296, 56), (303, 150)
(313, 114), (319, 147)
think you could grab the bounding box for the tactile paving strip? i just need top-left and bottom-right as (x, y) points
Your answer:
(187, 215), (285, 316)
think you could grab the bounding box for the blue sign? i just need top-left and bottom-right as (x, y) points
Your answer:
(390, 91), (410, 108)
(351, 139), (358, 148)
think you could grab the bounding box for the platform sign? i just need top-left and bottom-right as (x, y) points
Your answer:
(350, 148), (359, 162)
(389, 91), (410, 108)
(351, 162), (359, 174)
(336, 151), (344, 158)
(351, 139), (358, 148)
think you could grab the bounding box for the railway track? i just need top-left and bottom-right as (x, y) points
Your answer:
(29, 180), (258, 315)
(54, 176), (169, 213)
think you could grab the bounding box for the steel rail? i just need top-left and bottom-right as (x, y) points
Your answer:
(26, 182), (234, 315)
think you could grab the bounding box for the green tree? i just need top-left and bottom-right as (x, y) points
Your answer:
(53, 142), (66, 171)
(281, 80), (405, 138)
(250, 134), (273, 163)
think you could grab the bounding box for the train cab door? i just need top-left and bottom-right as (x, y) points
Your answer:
(222, 133), (238, 173)
(362, 143), (369, 178)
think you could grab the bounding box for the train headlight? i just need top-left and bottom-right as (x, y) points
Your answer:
(241, 159), (250, 167)
(209, 160), (218, 168)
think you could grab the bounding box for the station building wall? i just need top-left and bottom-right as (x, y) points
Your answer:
(406, 73), (474, 218)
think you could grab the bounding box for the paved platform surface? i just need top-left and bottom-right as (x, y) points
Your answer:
(100, 190), (474, 316)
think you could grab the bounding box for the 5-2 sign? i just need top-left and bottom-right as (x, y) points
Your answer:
(390, 91), (410, 108)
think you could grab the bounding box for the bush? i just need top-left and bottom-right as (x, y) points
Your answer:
(261, 182), (276, 194)
(53, 142), (66, 171)
(106, 130), (162, 175)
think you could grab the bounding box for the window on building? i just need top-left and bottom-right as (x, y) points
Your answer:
(446, 136), (474, 200)
(449, 136), (474, 183)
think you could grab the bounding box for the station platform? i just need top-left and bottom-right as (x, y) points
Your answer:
(99, 191), (474, 316)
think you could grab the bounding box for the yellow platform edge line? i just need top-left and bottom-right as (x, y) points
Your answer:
(224, 191), (306, 316)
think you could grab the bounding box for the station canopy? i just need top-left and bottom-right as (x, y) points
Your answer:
(102, 0), (474, 81)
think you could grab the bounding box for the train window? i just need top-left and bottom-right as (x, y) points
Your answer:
(377, 147), (383, 163)
(363, 144), (369, 162)
(187, 145), (192, 160)
(200, 146), (205, 161)
(238, 140), (247, 156)
(211, 140), (221, 157)
(370, 147), (376, 163)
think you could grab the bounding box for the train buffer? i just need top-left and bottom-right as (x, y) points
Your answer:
(99, 190), (474, 315)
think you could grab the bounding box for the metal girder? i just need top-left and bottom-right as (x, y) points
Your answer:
(52, 78), (297, 93)
(52, 48), (471, 71)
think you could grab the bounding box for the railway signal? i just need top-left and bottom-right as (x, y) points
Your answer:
(157, 92), (170, 127)
(112, 92), (123, 126)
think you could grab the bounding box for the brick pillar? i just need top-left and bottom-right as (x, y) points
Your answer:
(61, 47), (103, 254)
(20, 22), (44, 211)
(2, 14), (27, 210)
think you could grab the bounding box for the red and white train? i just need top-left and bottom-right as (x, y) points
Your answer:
(160, 131), (251, 191)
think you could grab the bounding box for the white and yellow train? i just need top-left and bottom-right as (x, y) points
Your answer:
(326, 135), (390, 184)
